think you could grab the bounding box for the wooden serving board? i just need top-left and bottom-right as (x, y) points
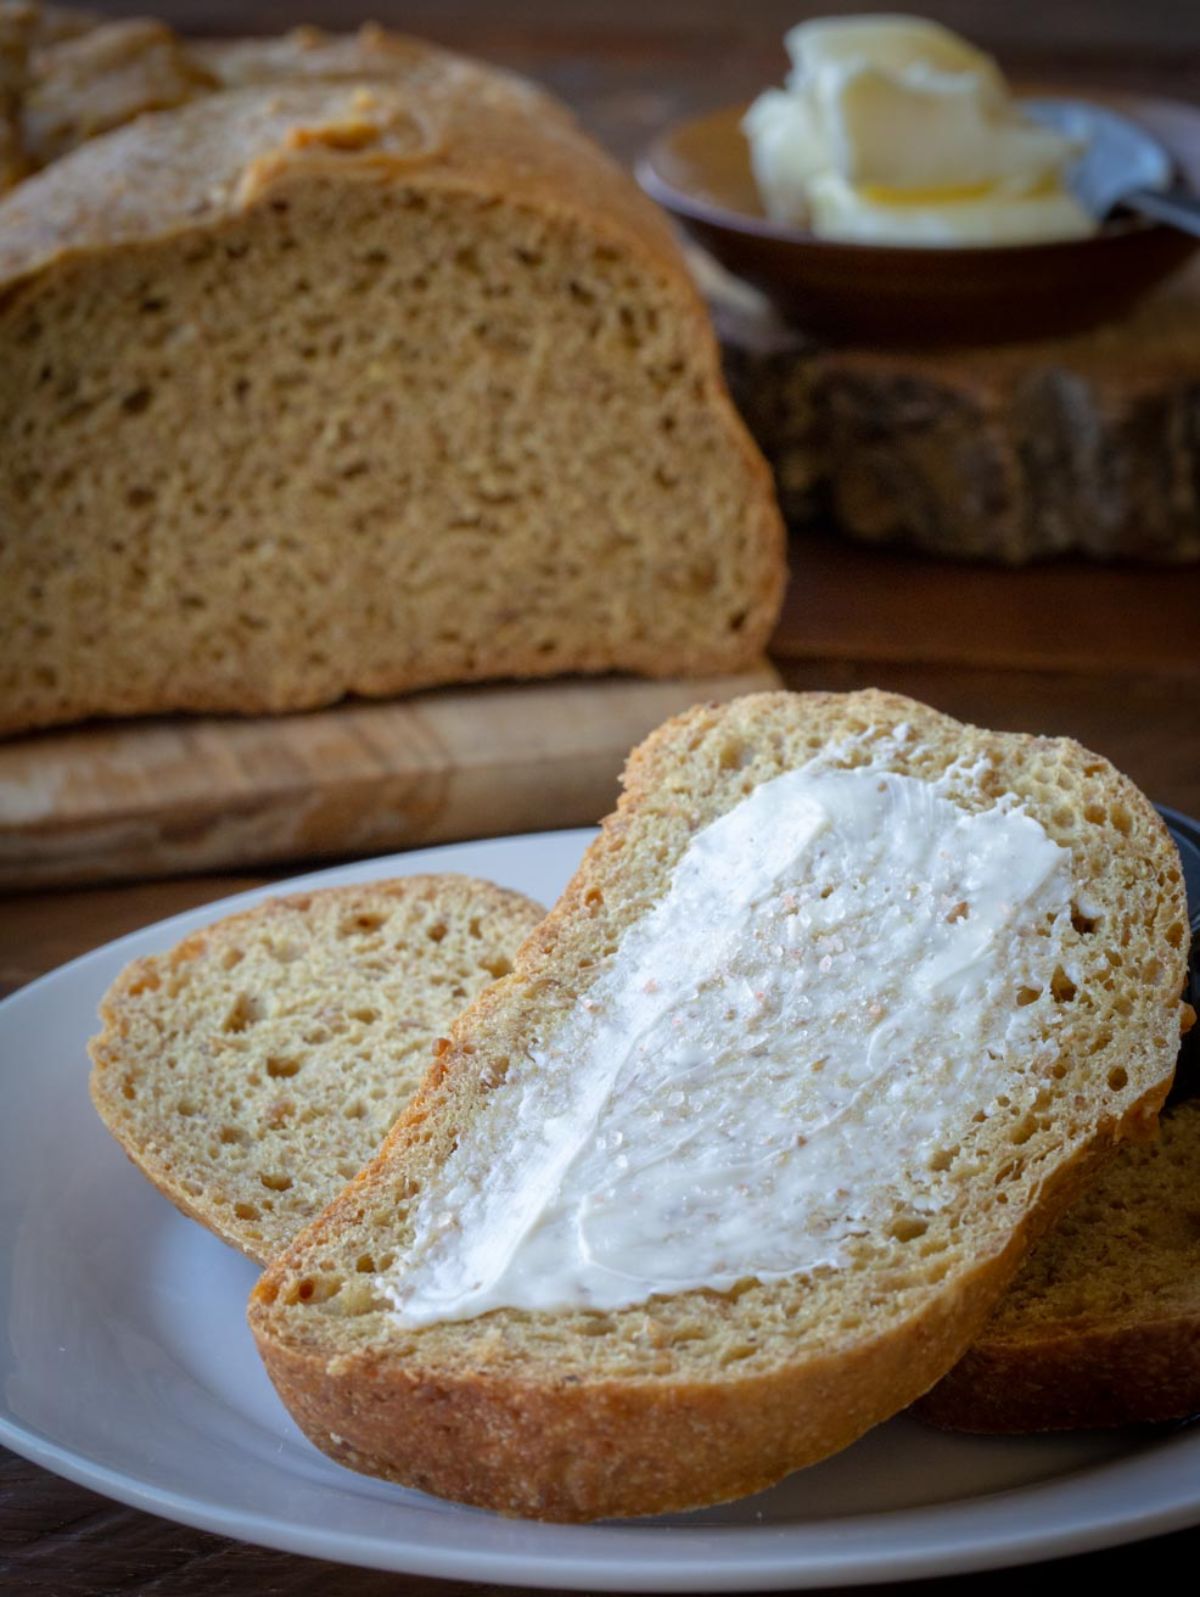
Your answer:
(0, 668), (779, 892)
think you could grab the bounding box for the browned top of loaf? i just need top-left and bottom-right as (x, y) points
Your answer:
(0, 24), (684, 293)
(19, 15), (215, 167)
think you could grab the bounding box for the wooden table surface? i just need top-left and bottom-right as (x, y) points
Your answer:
(3, 2), (1200, 1591)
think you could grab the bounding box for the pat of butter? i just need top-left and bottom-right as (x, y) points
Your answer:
(743, 15), (1095, 245)
(378, 759), (1075, 1327)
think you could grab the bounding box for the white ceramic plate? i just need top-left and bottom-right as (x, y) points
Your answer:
(2, 827), (1199, 1591)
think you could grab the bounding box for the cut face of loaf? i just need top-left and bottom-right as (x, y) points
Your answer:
(249, 689), (1190, 1521)
(0, 35), (784, 735)
(89, 876), (545, 1263)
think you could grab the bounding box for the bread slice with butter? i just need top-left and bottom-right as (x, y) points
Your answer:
(919, 1093), (1200, 1433)
(89, 876), (544, 1265)
(249, 690), (1190, 1520)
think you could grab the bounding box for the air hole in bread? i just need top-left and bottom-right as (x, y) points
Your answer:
(1108, 1065), (1129, 1091)
(223, 992), (261, 1033)
(1016, 985), (1042, 1007)
(219, 1124), (248, 1146)
(928, 1145), (958, 1172)
(220, 947), (244, 970)
(355, 1254), (376, 1274)
(479, 954), (512, 979)
(121, 386), (153, 416)
(351, 1007), (378, 1025)
(889, 1216), (928, 1243)
(344, 1101), (367, 1120)
(1050, 967), (1077, 1003)
(427, 922), (447, 943)
(260, 1172), (293, 1192)
(1084, 803), (1105, 826)
(176, 1099), (197, 1116)
(234, 1201), (259, 1221)
(266, 1055), (300, 1078)
(1070, 903), (1099, 936)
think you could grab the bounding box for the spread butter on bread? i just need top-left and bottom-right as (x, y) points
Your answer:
(249, 690), (1190, 1519)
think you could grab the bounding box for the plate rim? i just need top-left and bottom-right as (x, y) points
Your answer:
(2, 820), (1198, 1589)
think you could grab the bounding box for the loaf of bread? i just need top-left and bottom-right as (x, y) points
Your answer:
(249, 689), (1189, 1520)
(0, 19), (784, 736)
(20, 14), (215, 168)
(919, 1093), (1200, 1432)
(89, 876), (544, 1263)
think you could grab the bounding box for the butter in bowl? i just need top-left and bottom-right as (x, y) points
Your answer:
(638, 13), (1200, 342)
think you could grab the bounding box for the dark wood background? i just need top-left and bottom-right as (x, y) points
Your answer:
(3, 1), (1200, 1591)
(69, 0), (1200, 163)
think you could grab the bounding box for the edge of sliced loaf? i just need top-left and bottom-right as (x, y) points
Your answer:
(917, 1093), (1200, 1432)
(248, 690), (1190, 1519)
(89, 874), (545, 1263)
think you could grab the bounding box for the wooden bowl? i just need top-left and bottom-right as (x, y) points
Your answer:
(637, 95), (1200, 345)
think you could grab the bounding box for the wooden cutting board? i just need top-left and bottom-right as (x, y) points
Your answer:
(0, 668), (779, 891)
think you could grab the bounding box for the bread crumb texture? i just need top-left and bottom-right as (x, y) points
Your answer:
(89, 875), (544, 1264)
(0, 22), (784, 735)
(919, 1095), (1200, 1431)
(249, 689), (1190, 1520)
